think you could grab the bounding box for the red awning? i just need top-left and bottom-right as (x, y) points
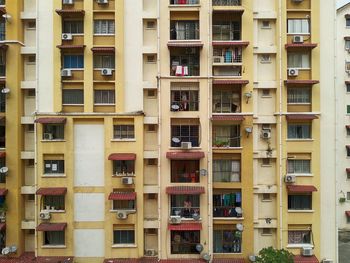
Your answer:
(159, 260), (205, 263)
(0, 44), (8, 51)
(0, 223), (5, 231)
(37, 223), (67, 231)
(212, 259), (246, 263)
(285, 43), (317, 49)
(0, 188), (8, 196)
(167, 41), (203, 48)
(294, 255), (319, 263)
(166, 151), (205, 160)
(36, 187), (67, 196)
(55, 9), (85, 17)
(0, 7), (6, 15)
(346, 168), (350, 173)
(91, 47), (115, 53)
(287, 185), (318, 193)
(345, 211), (350, 217)
(213, 79), (249, 85)
(285, 114), (318, 121)
(346, 125), (350, 129)
(0, 152), (5, 158)
(57, 45), (86, 50)
(35, 117), (67, 124)
(108, 192), (136, 200)
(166, 186), (205, 195)
(168, 222), (202, 231)
(37, 257), (74, 263)
(108, 153), (136, 161)
(284, 80), (319, 85)
(212, 41), (249, 47)
(212, 115), (245, 121)
(344, 36), (350, 40)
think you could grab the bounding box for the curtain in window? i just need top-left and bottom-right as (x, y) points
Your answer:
(287, 53), (310, 68)
(94, 90), (115, 104)
(287, 88), (310, 103)
(45, 231), (64, 245)
(287, 19), (309, 34)
(114, 230), (135, 244)
(288, 160), (310, 173)
(288, 195), (311, 210)
(62, 90), (84, 104)
(176, 22), (186, 40)
(213, 160), (240, 182)
(288, 231), (311, 244)
(63, 21), (83, 34)
(287, 124), (311, 139)
(94, 20), (115, 34)
(63, 55), (84, 69)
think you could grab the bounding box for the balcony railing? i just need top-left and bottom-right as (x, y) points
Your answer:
(171, 206), (200, 218)
(213, 0), (241, 6)
(170, 64), (200, 77)
(213, 48), (242, 64)
(213, 24), (241, 41)
(213, 136), (240, 147)
(170, 0), (199, 4)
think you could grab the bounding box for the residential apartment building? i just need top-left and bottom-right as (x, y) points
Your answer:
(0, 0), (335, 262)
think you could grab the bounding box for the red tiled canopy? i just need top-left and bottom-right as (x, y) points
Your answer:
(35, 117), (67, 124)
(212, 41), (249, 47)
(0, 223), (5, 231)
(0, 44), (8, 51)
(212, 259), (246, 263)
(37, 257), (74, 263)
(285, 43), (317, 49)
(91, 47), (115, 53)
(108, 192), (136, 200)
(0, 188), (8, 196)
(166, 151), (205, 160)
(57, 45), (86, 50)
(345, 211), (350, 217)
(213, 79), (249, 85)
(108, 153), (136, 161)
(0, 152), (5, 158)
(55, 9), (85, 17)
(0, 7), (6, 15)
(285, 114), (318, 121)
(167, 42), (203, 48)
(36, 187), (67, 196)
(36, 223), (67, 231)
(166, 186), (205, 195)
(287, 185), (318, 193)
(284, 80), (319, 85)
(168, 222), (202, 231)
(212, 115), (245, 121)
(346, 168), (350, 173)
(293, 255), (319, 263)
(160, 260), (205, 263)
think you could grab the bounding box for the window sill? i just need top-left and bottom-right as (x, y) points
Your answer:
(261, 233), (273, 236)
(93, 68), (115, 71)
(111, 139), (136, 142)
(62, 68), (84, 71)
(213, 253), (243, 255)
(288, 210), (314, 213)
(261, 164), (272, 167)
(286, 68), (311, 70)
(94, 34), (115, 36)
(113, 174), (135, 177)
(62, 104), (84, 106)
(111, 244), (137, 248)
(42, 174), (66, 178)
(110, 209), (136, 213)
(169, 147), (202, 150)
(286, 33), (311, 36)
(213, 217), (244, 220)
(261, 95), (272, 98)
(286, 139), (314, 142)
(41, 245), (66, 249)
(286, 244), (313, 249)
(41, 139), (66, 142)
(94, 104), (116, 106)
(262, 199), (272, 202)
(287, 173), (313, 177)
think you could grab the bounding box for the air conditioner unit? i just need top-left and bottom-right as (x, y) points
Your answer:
(43, 133), (53, 140)
(285, 174), (296, 183)
(292, 35), (304, 44)
(145, 249), (157, 257)
(213, 56), (224, 63)
(261, 130), (271, 139)
(169, 215), (182, 224)
(97, 0), (108, 3)
(101, 68), (113, 76)
(288, 68), (299, 76)
(62, 33), (73, 41)
(122, 177), (134, 185)
(39, 211), (51, 220)
(61, 69), (72, 77)
(301, 247), (314, 257)
(62, 0), (74, 4)
(116, 210), (128, 219)
(181, 142), (192, 149)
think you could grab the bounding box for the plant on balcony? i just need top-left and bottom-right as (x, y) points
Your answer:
(213, 139), (229, 147)
(255, 247), (294, 263)
(339, 197), (346, 203)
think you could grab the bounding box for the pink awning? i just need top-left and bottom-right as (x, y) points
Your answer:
(167, 41), (203, 48)
(0, 188), (8, 196)
(294, 255), (319, 263)
(287, 185), (318, 193)
(108, 192), (136, 200)
(285, 43), (317, 49)
(212, 115), (245, 121)
(55, 9), (85, 17)
(108, 153), (136, 161)
(35, 117), (67, 124)
(213, 79), (249, 85)
(212, 41), (249, 47)
(284, 80), (319, 85)
(57, 45), (86, 50)
(212, 259), (246, 263)
(285, 114), (318, 121)
(37, 223), (67, 231)
(91, 47), (115, 53)
(36, 188), (67, 196)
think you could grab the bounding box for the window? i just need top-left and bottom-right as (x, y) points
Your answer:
(261, 20), (270, 29)
(93, 55), (115, 69)
(170, 21), (199, 40)
(170, 53), (200, 76)
(262, 89), (270, 97)
(288, 230), (311, 245)
(44, 231), (65, 246)
(27, 21), (36, 29)
(171, 231), (200, 254)
(347, 192), (350, 201)
(113, 230), (135, 245)
(147, 90), (156, 98)
(27, 124), (34, 132)
(63, 55), (84, 69)
(346, 83), (350, 92)
(213, 192), (242, 218)
(113, 199), (135, 210)
(63, 20), (83, 34)
(262, 194), (271, 201)
(0, 92), (5, 112)
(62, 89), (84, 105)
(347, 105), (350, 114)
(213, 160), (240, 182)
(94, 90), (115, 105)
(287, 88), (311, 103)
(213, 90), (240, 113)
(287, 52), (310, 69)
(27, 194), (35, 201)
(27, 159), (34, 167)
(43, 195), (65, 211)
(146, 55), (156, 63)
(113, 160), (135, 175)
(262, 228), (272, 235)
(147, 159), (157, 165)
(171, 160), (199, 183)
(147, 124), (156, 132)
(146, 20), (156, 29)
(213, 229), (242, 253)
(43, 124), (64, 140)
(346, 61), (350, 73)
(171, 125), (199, 147)
(287, 19), (310, 34)
(94, 20), (115, 35)
(170, 195), (200, 218)
(28, 55), (36, 64)
(213, 125), (240, 147)
(287, 159), (310, 174)
(288, 194), (312, 210)
(347, 18), (350, 27)
(287, 123), (311, 139)
(347, 170), (350, 180)
(347, 146), (350, 157)
(171, 90), (199, 111)
(0, 21), (5, 41)
(260, 55), (271, 63)
(262, 158), (271, 166)
(27, 89), (36, 97)
(44, 160), (64, 174)
(345, 40), (350, 50)
(113, 125), (135, 139)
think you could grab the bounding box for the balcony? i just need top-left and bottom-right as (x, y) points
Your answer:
(171, 194), (200, 219)
(213, 159), (240, 182)
(213, 47), (242, 65)
(212, 125), (241, 148)
(213, 191), (242, 218)
(170, 0), (200, 5)
(213, 23), (241, 41)
(170, 54), (200, 77)
(170, 21), (199, 41)
(213, 90), (241, 113)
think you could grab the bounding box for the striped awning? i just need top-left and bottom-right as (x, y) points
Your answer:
(35, 117), (67, 124)
(0, 188), (8, 196)
(37, 223), (67, 232)
(293, 255), (319, 263)
(211, 115), (245, 121)
(284, 80), (319, 85)
(167, 41), (203, 48)
(287, 185), (318, 193)
(212, 41), (249, 47)
(285, 114), (318, 121)
(166, 186), (205, 195)
(166, 151), (205, 160)
(91, 47), (115, 53)
(36, 187), (67, 196)
(213, 79), (249, 85)
(108, 153), (136, 161)
(168, 222), (202, 231)
(285, 43), (317, 49)
(108, 192), (136, 200)
(55, 9), (85, 17)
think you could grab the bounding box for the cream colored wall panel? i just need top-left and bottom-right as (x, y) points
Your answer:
(144, 131), (158, 151)
(144, 198), (158, 219)
(144, 96), (158, 117)
(24, 0), (36, 13)
(253, 0), (275, 12)
(257, 21), (276, 47)
(25, 200), (35, 220)
(74, 229), (105, 257)
(74, 193), (105, 222)
(74, 124), (104, 187)
(144, 165), (158, 185)
(257, 56), (276, 81)
(24, 26), (36, 47)
(25, 165), (35, 185)
(257, 90), (276, 116)
(24, 60), (36, 81)
(258, 195), (277, 218)
(143, 0), (157, 18)
(145, 232), (158, 250)
(24, 96), (35, 116)
(254, 229), (277, 253)
(25, 232), (35, 252)
(143, 21), (157, 47)
(256, 163), (276, 185)
(24, 131), (34, 151)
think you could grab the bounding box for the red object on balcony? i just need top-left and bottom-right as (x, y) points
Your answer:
(0, 188), (7, 196)
(35, 117), (67, 124)
(168, 222), (202, 230)
(55, 9), (85, 17)
(166, 186), (205, 195)
(36, 223), (67, 231)
(108, 153), (136, 161)
(0, 152), (5, 158)
(287, 185), (318, 193)
(91, 47), (115, 53)
(108, 192), (136, 200)
(211, 115), (245, 121)
(293, 255), (319, 263)
(212, 41), (249, 47)
(166, 151), (205, 160)
(212, 79), (249, 85)
(36, 187), (67, 196)
(285, 114), (318, 120)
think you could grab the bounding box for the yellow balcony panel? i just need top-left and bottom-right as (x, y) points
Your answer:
(62, 105), (84, 113)
(287, 104), (312, 113)
(93, 70), (115, 81)
(144, 220), (158, 229)
(93, 105), (115, 113)
(286, 0), (311, 10)
(61, 35), (84, 46)
(93, 35), (115, 46)
(213, 182), (242, 189)
(286, 69), (312, 81)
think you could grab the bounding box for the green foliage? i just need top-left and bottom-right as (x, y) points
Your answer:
(255, 246), (294, 263)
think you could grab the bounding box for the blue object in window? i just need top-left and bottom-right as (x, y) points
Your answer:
(63, 55), (84, 69)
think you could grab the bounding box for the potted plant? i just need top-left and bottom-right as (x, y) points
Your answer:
(339, 197), (346, 203)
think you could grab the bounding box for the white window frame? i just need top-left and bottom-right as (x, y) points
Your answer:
(287, 52), (310, 69)
(287, 19), (310, 35)
(94, 20), (115, 36)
